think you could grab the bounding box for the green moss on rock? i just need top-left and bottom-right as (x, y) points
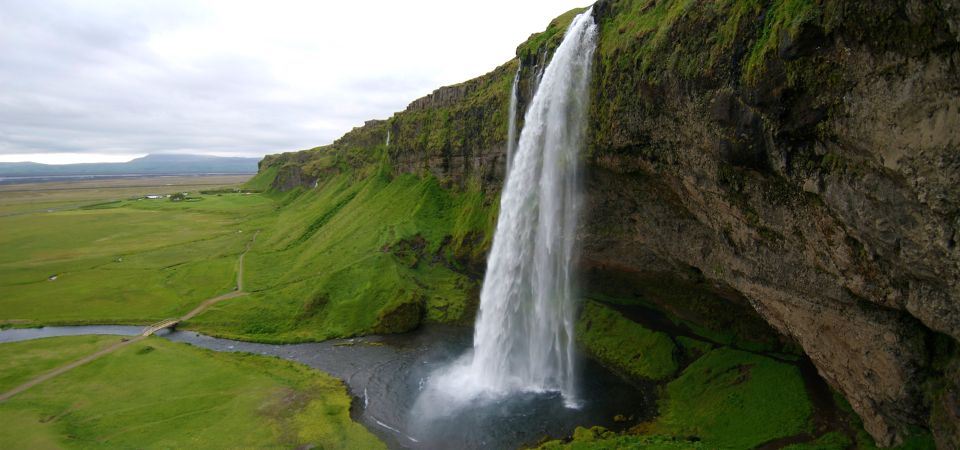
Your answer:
(516, 7), (589, 61)
(676, 335), (713, 361)
(652, 347), (813, 448)
(373, 295), (423, 334)
(742, 0), (819, 82)
(576, 301), (678, 381)
(583, 271), (797, 355)
(782, 431), (852, 450)
(537, 426), (705, 449)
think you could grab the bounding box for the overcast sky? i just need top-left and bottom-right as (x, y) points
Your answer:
(0, 0), (589, 164)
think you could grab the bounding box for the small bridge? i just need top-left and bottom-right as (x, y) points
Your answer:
(0, 230), (262, 404)
(141, 318), (179, 336)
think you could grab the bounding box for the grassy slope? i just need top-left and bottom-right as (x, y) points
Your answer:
(0, 336), (383, 450)
(186, 170), (495, 342)
(243, 165), (279, 191)
(516, 7), (589, 60)
(593, 0), (817, 81)
(0, 335), (119, 392)
(0, 193), (271, 325)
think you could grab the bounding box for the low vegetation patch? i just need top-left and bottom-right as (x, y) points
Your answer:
(538, 426), (705, 449)
(0, 335), (119, 392)
(782, 431), (852, 450)
(0, 192), (271, 325)
(0, 337), (383, 449)
(516, 7), (589, 61)
(576, 301), (678, 381)
(651, 347), (813, 448)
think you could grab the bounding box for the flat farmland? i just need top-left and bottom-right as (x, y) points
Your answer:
(0, 175), (275, 325)
(0, 175), (252, 216)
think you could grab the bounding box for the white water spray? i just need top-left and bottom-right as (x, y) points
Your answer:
(505, 67), (521, 174)
(532, 52), (547, 97)
(424, 8), (597, 408)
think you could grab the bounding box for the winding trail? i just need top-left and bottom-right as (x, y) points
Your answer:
(0, 230), (259, 403)
(0, 337), (146, 402)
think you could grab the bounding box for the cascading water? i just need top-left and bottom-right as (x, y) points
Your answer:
(421, 8), (597, 409)
(385, 129), (391, 147)
(505, 67), (520, 174)
(532, 54), (547, 97)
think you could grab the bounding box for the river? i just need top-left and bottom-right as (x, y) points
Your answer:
(0, 324), (652, 449)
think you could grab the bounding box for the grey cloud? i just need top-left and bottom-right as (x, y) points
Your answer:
(0, 1), (426, 159)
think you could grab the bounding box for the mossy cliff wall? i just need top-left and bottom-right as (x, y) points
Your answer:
(254, 1), (959, 447)
(582, 0), (959, 447)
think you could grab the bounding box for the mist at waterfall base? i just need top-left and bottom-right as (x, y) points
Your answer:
(410, 7), (600, 436)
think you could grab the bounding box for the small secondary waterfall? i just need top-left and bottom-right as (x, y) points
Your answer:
(423, 8), (597, 409)
(385, 129), (391, 147)
(505, 67), (520, 174)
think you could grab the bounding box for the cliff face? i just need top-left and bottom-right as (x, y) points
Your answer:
(256, 0), (959, 447)
(582, 1), (959, 446)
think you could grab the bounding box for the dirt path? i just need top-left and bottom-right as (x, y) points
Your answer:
(179, 291), (246, 322)
(179, 230), (258, 322)
(0, 230), (259, 403)
(235, 230), (257, 292)
(0, 336), (145, 402)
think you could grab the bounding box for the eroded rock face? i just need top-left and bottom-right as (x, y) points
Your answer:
(581, 160), (933, 446)
(570, 0), (959, 445)
(391, 144), (506, 189)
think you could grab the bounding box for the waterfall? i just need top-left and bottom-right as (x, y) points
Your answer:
(532, 51), (547, 98)
(505, 67), (520, 174)
(425, 8), (597, 408)
(385, 129), (391, 147)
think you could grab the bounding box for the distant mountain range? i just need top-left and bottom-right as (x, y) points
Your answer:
(0, 154), (260, 178)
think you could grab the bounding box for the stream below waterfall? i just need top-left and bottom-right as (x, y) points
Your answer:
(0, 324), (653, 450)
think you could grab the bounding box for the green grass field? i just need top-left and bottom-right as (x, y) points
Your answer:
(0, 187), (273, 325)
(0, 336), (383, 449)
(0, 168), (492, 343)
(0, 335), (120, 392)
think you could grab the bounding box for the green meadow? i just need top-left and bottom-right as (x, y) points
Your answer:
(0, 336), (382, 449)
(0, 168), (493, 343)
(0, 335), (120, 392)
(0, 187), (273, 325)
